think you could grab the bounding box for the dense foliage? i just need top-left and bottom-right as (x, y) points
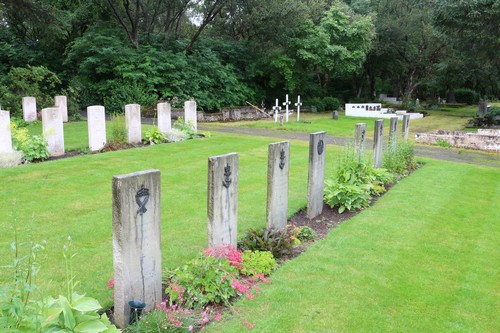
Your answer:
(0, 0), (498, 115)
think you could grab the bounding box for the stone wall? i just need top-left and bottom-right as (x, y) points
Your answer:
(171, 107), (271, 122)
(415, 129), (500, 152)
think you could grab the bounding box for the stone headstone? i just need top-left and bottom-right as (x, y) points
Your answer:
(373, 119), (384, 168)
(332, 111), (338, 120)
(355, 123), (367, 154)
(389, 117), (398, 149)
(112, 169), (162, 329)
(87, 105), (106, 151)
(125, 104), (142, 144)
(307, 132), (326, 219)
(157, 102), (171, 134)
(42, 107), (64, 156)
(0, 110), (13, 153)
(402, 114), (411, 140)
(478, 100), (488, 117)
(22, 97), (37, 122)
(207, 153), (238, 247)
(54, 96), (68, 122)
(266, 141), (290, 230)
(184, 100), (197, 131)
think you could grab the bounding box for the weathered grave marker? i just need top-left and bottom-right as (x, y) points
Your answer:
(402, 114), (411, 140)
(272, 99), (281, 123)
(332, 111), (338, 120)
(42, 107), (64, 156)
(157, 102), (171, 134)
(0, 110), (13, 153)
(355, 123), (367, 154)
(267, 141), (290, 230)
(307, 132), (326, 219)
(87, 105), (107, 151)
(112, 169), (162, 329)
(22, 97), (37, 122)
(184, 100), (197, 131)
(208, 153), (238, 247)
(125, 104), (142, 144)
(54, 95), (68, 122)
(373, 119), (384, 168)
(389, 117), (398, 149)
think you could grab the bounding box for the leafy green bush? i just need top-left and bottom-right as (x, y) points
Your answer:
(467, 106), (500, 127)
(109, 114), (127, 144)
(324, 144), (393, 213)
(173, 117), (196, 138)
(144, 127), (166, 144)
(307, 97), (326, 112)
(323, 96), (341, 111)
(383, 139), (417, 178)
(454, 88), (480, 105)
(10, 123), (49, 162)
(238, 227), (296, 259)
(296, 226), (317, 242)
(165, 253), (239, 309)
(240, 250), (277, 277)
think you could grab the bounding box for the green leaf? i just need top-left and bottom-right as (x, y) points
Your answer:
(59, 296), (76, 329)
(72, 297), (101, 312)
(74, 319), (107, 333)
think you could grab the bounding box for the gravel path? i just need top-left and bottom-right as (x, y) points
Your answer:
(199, 125), (500, 168)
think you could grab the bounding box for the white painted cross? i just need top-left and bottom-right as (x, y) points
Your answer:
(272, 99), (281, 123)
(282, 94), (291, 122)
(294, 95), (302, 122)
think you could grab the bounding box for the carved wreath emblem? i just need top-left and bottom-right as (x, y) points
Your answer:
(222, 164), (232, 188)
(279, 148), (286, 170)
(136, 185), (150, 216)
(317, 140), (324, 155)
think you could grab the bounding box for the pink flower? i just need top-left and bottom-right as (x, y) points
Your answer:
(242, 317), (255, 329)
(107, 277), (114, 289)
(189, 325), (194, 331)
(215, 313), (222, 322)
(231, 279), (248, 294)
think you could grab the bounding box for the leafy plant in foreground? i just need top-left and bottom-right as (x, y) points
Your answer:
(238, 227), (296, 259)
(144, 127), (166, 145)
(240, 250), (277, 277)
(296, 226), (317, 242)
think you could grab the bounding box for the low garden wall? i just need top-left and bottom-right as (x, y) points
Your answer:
(415, 129), (500, 152)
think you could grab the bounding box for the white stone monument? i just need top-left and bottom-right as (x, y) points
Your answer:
(207, 153), (238, 247)
(307, 132), (326, 219)
(87, 105), (107, 151)
(295, 96), (302, 122)
(42, 107), (64, 156)
(125, 104), (142, 144)
(402, 114), (411, 140)
(282, 94), (291, 122)
(54, 95), (68, 122)
(272, 99), (281, 123)
(0, 110), (13, 153)
(22, 97), (37, 122)
(355, 123), (367, 154)
(157, 102), (171, 134)
(112, 169), (162, 329)
(267, 141), (290, 230)
(184, 100), (197, 131)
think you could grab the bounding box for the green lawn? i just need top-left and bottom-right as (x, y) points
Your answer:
(206, 159), (500, 332)
(0, 132), (338, 306)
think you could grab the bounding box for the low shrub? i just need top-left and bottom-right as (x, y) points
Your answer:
(296, 226), (317, 242)
(238, 227), (296, 259)
(144, 127), (166, 145)
(454, 88), (480, 105)
(173, 117), (196, 138)
(109, 114), (127, 144)
(323, 97), (341, 111)
(240, 250), (277, 277)
(383, 138), (417, 178)
(324, 180), (372, 213)
(10, 123), (49, 162)
(467, 106), (500, 127)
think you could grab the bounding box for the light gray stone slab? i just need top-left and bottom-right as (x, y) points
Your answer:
(184, 100), (197, 131)
(42, 107), (64, 156)
(207, 153), (238, 247)
(266, 141), (290, 230)
(87, 105), (106, 151)
(389, 116), (398, 149)
(373, 119), (384, 168)
(0, 110), (13, 153)
(112, 169), (162, 328)
(54, 95), (68, 122)
(402, 114), (410, 140)
(125, 104), (142, 144)
(157, 102), (171, 134)
(22, 97), (37, 122)
(355, 123), (367, 154)
(307, 132), (326, 219)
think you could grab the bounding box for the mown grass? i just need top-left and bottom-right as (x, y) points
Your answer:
(206, 159), (500, 332)
(0, 132), (339, 306)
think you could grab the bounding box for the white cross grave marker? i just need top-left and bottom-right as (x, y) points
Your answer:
(294, 95), (302, 122)
(272, 99), (281, 123)
(282, 94), (291, 122)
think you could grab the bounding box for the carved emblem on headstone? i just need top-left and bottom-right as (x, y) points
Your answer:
(135, 185), (150, 216)
(361, 129), (366, 143)
(317, 139), (324, 155)
(379, 123), (384, 135)
(222, 164), (232, 188)
(279, 148), (286, 170)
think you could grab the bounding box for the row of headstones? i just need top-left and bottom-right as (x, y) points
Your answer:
(110, 115), (412, 328)
(0, 100), (198, 155)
